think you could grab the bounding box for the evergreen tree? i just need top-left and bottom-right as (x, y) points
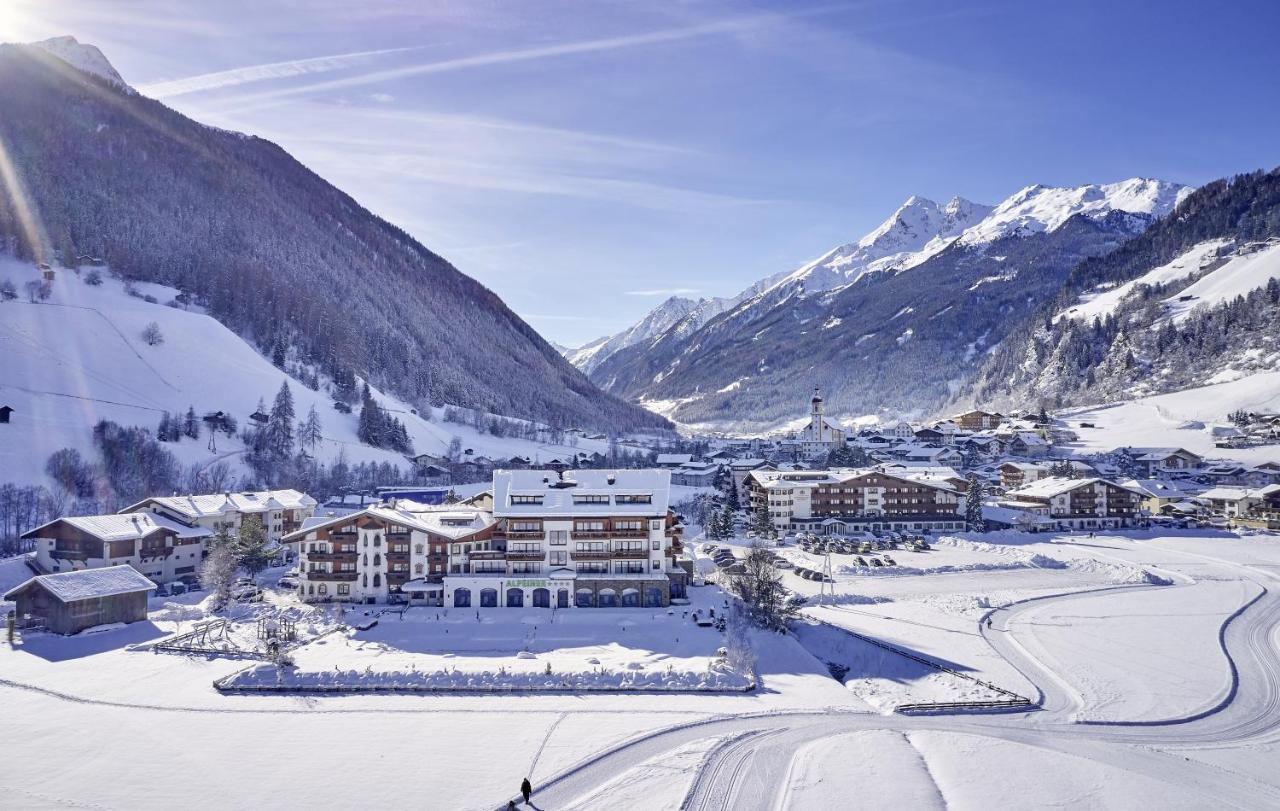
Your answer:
(750, 497), (777, 540)
(267, 382), (296, 459)
(200, 529), (238, 610)
(233, 514), (272, 575)
(183, 406), (199, 440)
(298, 405), (323, 454)
(965, 474), (986, 531)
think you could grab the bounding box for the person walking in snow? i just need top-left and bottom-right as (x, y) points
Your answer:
(521, 777), (533, 805)
(986, 618), (993, 630)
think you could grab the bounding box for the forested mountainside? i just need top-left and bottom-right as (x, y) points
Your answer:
(584, 180), (1183, 430)
(0, 42), (668, 434)
(955, 168), (1280, 412)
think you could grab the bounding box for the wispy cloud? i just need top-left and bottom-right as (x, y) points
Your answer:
(626, 288), (701, 296)
(138, 46), (419, 98)
(205, 6), (857, 107)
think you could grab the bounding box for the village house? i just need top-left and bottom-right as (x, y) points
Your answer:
(655, 453), (694, 468)
(999, 462), (1051, 490)
(745, 467), (965, 534)
(1197, 486), (1280, 519)
(121, 489), (317, 545)
(4, 566), (155, 635)
(671, 460), (721, 488)
(952, 409), (1004, 431)
(24, 513), (211, 582)
(1002, 477), (1144, 529)
(1116, 447), (1204, 478)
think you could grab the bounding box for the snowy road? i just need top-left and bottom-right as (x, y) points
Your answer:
(523, 539), (1280, 810)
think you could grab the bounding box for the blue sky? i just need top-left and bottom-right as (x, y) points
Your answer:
(6, 0), (1280, 346)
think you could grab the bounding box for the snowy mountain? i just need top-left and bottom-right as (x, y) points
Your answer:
(27, 36), (131, 90)
(0, 40), (667, 436)
(956, 168), (1280, 413)
(567, 296), (702, 374)
(584, 177), (1188, 431)
(0, 258), (622, 492)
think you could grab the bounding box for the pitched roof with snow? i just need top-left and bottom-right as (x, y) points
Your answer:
(283, 501), (494, 542)
(1009, 477), (1142, 500)
(124, 489), (317, 520)
(22, 513), (212, 541)
(4, 565), (154, 603)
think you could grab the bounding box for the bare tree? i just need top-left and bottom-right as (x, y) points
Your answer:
(727, 544), (806, 631)
(200, 531), (238, 610)
(142, 321), (164, 346)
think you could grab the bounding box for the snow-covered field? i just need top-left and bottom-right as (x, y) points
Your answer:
(4, 529), (1280, 809)
(1059, 369), (1280, 465)
(0, 258), (616, 489)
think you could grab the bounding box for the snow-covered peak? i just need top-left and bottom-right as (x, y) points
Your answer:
(26, 36), (132, 91)
(957, 178), (1188, 247)
(567, 295), (702, 374)
(778, 194), (995, 295)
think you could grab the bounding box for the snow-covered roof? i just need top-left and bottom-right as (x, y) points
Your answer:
(125, 489), (317, 520)
(656, 453), (693, 465)
(1198, 487), (1268, 502)
(284, 502), (494, 542)
(1121, 478), (1204, 498)
(22, 513), (212, 541)
(1008, 477), (1142, 500)
(749, 467), (959, 494)
(493, 469), (671, 517)
(5, 565), (154, 603)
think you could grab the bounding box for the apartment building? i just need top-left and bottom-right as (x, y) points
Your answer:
(442, 469), (686, 610)
(24, 513), (211, 582)
(122, 489), (318, 544)
(284, 500), (494, 604)
(745, 468), (965, 534)
(1002, 477), (1144, 529)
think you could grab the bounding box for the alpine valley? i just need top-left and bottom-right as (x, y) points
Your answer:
(566, 173), (1280, 432)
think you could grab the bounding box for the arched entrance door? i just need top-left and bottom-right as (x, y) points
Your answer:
(532, 588), (550, 608)
(506, 588), (525, 608)
(621, 588), (639, 607)
(453, 588), (471, 608)
(480, 588), (498, 607)
(575, 588), (594, 608)
(598, 589), (618, 608)
(644, 587), (663, 607)
(557, 589), (569, 608)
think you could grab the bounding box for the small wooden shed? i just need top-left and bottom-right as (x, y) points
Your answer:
(4, 566), (154, 635)
(0, 405), (12, 424)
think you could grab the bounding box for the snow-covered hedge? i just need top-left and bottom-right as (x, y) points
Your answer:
(216, 663), (754, 694)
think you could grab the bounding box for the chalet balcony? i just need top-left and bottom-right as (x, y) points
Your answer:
(571, 550), (611, 560)
(611, 529), (647, 538)
(51, 550), (90, 561)
(573, 530), (609, 539)
(505, 551), (545, 561)
(308, 571), (358, 581)
(501, 530), (544, 539)
(610, 549), (648, 560)
(305, 551), (358, 563)
(468, 550), (505, 560)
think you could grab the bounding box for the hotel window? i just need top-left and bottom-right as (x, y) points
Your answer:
(512, 562), (542, 574)
(337, 584), (349, 595)
(549, 530), (568, 546)
(576, 521), (605, 532)
(615, 520), (643, 531)
(510, 521), (541, 532)
(617, 494), (652, 504)
(573, 494), (610, 505)
(414, 563), (424, 574)
(511, 495), (544, 505)
(550, 551), (568, 566)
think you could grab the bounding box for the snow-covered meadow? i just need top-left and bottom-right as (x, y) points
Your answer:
(4, 529), (1280, 809)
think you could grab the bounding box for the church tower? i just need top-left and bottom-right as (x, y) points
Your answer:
(811, 388), (824, 440)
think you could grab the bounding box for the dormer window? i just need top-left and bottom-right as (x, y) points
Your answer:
(573, 495), (610, 505)
(511, 495), (544, 505)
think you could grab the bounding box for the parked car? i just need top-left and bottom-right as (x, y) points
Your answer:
(855, 556), (868, 567)
(869, 557), (884, 567)
(773, 558), (793, 569)
(178, 574), (203, 591)
(232, 584), (263, 602)
(882, 556), (897, 566)
(277, 576), (299, 589)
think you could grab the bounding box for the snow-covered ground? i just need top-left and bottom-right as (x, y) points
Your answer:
(1059, 369), (1280, 465)
(4, 528), (1280, 809)
(0, 258), (614, 489)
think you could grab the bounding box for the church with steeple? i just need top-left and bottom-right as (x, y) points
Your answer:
(796, 388), (846, 458)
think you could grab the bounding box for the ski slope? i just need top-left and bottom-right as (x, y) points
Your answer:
(1163, 240), (1280, 322)
(0, 259), (609, 489)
